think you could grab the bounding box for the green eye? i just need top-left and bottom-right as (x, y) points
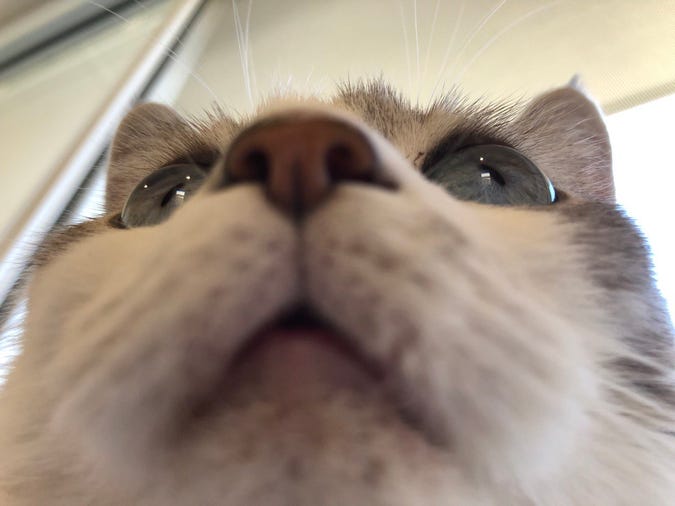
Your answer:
(425, 144), (555, 206)
(121, 164), (207, 228)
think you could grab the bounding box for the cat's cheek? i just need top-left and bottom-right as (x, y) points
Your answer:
(430, 203), (608, 481)
(304, 185), (603, 482)
(23, 187), (300, 481)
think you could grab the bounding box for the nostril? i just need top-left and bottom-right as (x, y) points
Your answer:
(326, 144), (354, 173)
(220, 114), (400, 216)
(237, 149), (269, 181)
(325, 143), (372, 183)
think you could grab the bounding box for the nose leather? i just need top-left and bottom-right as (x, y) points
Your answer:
(224, 114), (379, 216)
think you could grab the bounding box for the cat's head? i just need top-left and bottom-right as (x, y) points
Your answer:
(1, 81), (674, 505)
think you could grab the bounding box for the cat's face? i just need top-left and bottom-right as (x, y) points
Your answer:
(1, 82), (674, 505)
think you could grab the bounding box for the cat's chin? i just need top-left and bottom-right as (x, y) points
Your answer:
(177, 380), (459, 506)
(190, 307), (439, 448)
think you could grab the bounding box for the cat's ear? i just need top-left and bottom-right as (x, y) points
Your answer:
(516, 84), (614, 202)
(106, 103), (194, 213)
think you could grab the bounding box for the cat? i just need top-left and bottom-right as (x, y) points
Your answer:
(0, 80), (674, 505)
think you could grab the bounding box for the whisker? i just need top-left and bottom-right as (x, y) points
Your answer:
(449, 0), (508, 72)
(129, 0), (149, 11)
(85, 0), (220, 104)
(124, 0), (203, 63)
(231, 0), (252, 106)
(244, 0), (258, 99)
(421, 0), (441, 85)
(433, 0), (508, 99)
(430, 0), (465, 100)
(86, 0), (129, 22)
(397, 0), (413, 94)
(454, 1), (560, 83)
(413, 0), (421, 101)
(231, 0), (259, 108)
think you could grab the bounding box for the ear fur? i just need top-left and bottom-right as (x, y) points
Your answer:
(106, 103), (195, 213)
(516, 85), (614, 202)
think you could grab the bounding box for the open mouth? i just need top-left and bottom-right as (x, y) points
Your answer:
(223, 305), (386, 404)
(186, 304), (437, 447)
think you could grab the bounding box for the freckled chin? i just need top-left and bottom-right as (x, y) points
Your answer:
(225, 329), (384, 406)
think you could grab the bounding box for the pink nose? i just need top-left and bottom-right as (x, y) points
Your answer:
(224, 114), (379, 215)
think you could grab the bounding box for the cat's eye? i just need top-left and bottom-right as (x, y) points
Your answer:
(425, 144), (555, 206)
(121, 164), (207, 228)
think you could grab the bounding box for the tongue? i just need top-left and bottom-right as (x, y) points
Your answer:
(226, 328), (379, 404)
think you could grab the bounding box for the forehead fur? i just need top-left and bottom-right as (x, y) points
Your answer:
(335, 81), (613, 203)
(106, 80), (612, 214)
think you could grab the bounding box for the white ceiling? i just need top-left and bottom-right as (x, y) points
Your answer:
(176, 0), (675, 115)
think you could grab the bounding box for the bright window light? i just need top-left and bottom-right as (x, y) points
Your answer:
(607, 93), (675, 321)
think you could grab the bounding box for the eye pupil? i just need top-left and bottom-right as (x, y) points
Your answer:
(424, 144), (555, 206)
(121, 164), (207, 228)
(160, 183), (185, 207)
(479, 165), (505, 186)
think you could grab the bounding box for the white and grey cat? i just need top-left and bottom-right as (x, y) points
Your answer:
(0, 80), (674, 505)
